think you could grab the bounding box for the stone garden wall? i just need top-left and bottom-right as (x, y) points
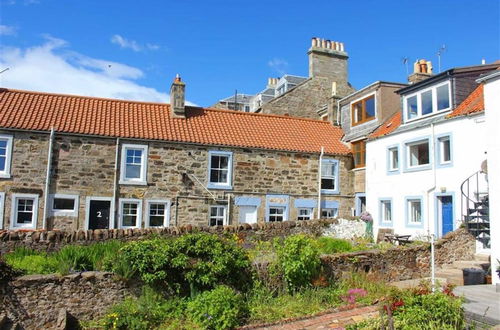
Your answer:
(0, 218), (365, 254)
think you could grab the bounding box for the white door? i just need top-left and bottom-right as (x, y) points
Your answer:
(239, 206), (257, 224)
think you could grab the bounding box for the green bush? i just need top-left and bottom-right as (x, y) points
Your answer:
(187, 285), (247, 330)
(120, 233), (251, 295)
(4, 248), (58, 274)
(275, 234), (321, 292)
(315, 237), (353, 254)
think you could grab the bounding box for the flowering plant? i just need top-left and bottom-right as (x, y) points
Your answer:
(342, 288), (368, 305)
(360, 212), (373, 223)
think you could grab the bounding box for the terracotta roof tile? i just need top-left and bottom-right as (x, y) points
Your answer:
(0, 88), (351, 155)
(447, 84), (484, 118)
(369, 112), (402, 139)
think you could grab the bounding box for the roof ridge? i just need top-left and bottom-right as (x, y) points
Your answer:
(0, 87), (173, 107)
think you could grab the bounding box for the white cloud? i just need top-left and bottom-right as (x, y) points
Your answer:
(268, 58), (289, 76)
(0, 36), (182, 103)
(111, 34), (160, 52)
(0, 25), (17, 36)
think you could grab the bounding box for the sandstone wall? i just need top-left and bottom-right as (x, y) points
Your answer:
(1, 272), (138, 329)
(0, 130), (354, 231)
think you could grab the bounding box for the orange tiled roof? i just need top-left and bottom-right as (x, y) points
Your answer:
(369, 112), (401, 139)
(0, 88), (350, 155)
(447, 84), (484, 118)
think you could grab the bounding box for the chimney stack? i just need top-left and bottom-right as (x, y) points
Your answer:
(408, 59), (433, 84)
(170, 74), (186, 118)
(267, 77), (278, 89)
(307, 37), (348, 82)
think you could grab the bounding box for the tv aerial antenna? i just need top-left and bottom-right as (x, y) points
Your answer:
(437, 45), (446, 73)
(401, 57), (409, 76)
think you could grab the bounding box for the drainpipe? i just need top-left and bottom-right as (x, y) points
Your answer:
(426, 122), (437, 291)
(42, 128), (55, 230)
(317, 147), (324, 219)
(227, 193), (231, 225)
(336, 99), (341, 125)
(111, 138), (120, 229)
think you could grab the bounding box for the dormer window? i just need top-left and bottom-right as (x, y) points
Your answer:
(403, 82), (451, 122)
(351, 94), (375, 126)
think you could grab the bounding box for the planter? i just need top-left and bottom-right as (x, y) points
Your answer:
(485, 275), (492, 284)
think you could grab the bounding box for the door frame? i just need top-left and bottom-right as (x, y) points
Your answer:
(85, 196), (115, 230)
(434, 192), (455, 238)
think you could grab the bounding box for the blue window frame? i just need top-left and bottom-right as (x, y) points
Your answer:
(378, 198), (393, 227)
(386, 144), (400, 175)
(405, 196), (424, 228)
(265, 195), (289, 222)
(435, 133), (453, 168)
(207, 151), (233, 190)
(321, 159), (340, 194)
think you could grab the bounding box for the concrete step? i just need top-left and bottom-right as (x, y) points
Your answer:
(453, 260), (489, 270)
(390, 277), (448, 289)
(474, 253), (490, 262)
(435, 268), (464, 286)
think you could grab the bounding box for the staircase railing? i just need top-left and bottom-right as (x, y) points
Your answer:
(460, 170), (490, 249)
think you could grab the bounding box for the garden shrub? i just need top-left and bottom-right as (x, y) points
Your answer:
(4, 247), (58, 275)
(120, 233), (251, 295)
(275, 234), (321, 292)
(187, 285), (247, 330)
(315, 237), (353, 254)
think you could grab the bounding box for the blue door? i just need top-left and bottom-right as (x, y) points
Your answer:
(441, 196), (453, 236)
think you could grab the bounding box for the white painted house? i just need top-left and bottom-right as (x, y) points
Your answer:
(365, 63), (499, 254)
(478, 70), (500, 284)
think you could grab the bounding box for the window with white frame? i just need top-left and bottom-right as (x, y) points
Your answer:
(268, 206), (285, 222)
(0, 135), (13, 178)
(388, 147), (399, 171)
(119, 199), (142, 228)
(407, 199), (422, 224)
(209, 205), (227, 226)
(120, 144), (148, 185)
(208, 151), (232, 189)
(50, 194), (79, 217)
(321, 159), (339, 193)
(438, 136), (451, 164)
(380, 200), (392, 223)
(297, 208), (312, 221)
(321, 208), (337, 218)
(403, 82), (451, 122)
(407, 140), (430, 168)
(146, 200), (170, 227)
(11, 194), (39, 229)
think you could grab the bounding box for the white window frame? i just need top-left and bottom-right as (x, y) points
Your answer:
(321, 208), (338, 219)
(119, 144), (148, 185)
(209, 205), (227, 226)
(380, 199), (392, 224)
(388, 146), (399, 172)
(0, 192), (5, 230)
(268, 206), (286, 222)
(145, 200), (170, 228)
(0, 134), (14, 178)
(403, 81), (451, 123)
(321, 159), (340, 194)
(207, 151), (233, 190)
(406, 139), (430, 169)
(10, 193), (39, 230)
(49, 194), (79, 217)
(297, 208), (313, 221)
(437, 135), (452, 166)
(406, 198), (423, 225)
(118, 198), (143, 229)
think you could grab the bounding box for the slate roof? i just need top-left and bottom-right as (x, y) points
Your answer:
(0, 88), (351, 155)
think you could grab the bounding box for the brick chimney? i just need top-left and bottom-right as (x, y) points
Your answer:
(170, 74), (186, 118)
(307, 37), (348, 83)
(267, 77), (278, 89)
(408, 59), (433, 84)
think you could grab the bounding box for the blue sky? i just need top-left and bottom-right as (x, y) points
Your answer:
(1, 0), (499, 106)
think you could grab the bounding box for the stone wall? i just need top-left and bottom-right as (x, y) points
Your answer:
(0, 130), (354, 231)
(1, 272), (138, 329)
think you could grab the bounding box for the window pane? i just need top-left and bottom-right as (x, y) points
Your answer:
(421, 90), (433, 116)
(352, 102), (362, 123)
(321, 178), (335, 190)
(365, 96), (375, 118)
(409, 200), (422, 223)
(0, 157), (5, 172)
(407, 96), (418, 119)
(0, 140), (6, 148)
(123, 215), (136, 226)
(149, 203), (165, 227)
(390, 148), (399, 170)
(382, 201), (392, 222)
(441, 138), (451, 162)
(53, 198), (75, 211)
(18, 212), (33, 223)
(409, 142), (429, 166)
(436, 84), (450, 110)
(321, 208), (337, 218)
(126, 164), (141, 179)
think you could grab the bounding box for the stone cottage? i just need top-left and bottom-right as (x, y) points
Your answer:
(0, 77), (354, 231)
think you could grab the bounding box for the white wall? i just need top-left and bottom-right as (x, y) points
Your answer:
(483, 75), (500, 284)
(366, 114), (487, 241)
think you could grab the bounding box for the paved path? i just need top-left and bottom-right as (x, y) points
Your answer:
(454, 284), (500, 326)
(250, 306), (379, 330)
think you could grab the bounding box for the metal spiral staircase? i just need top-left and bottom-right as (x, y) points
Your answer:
(461, 170), (490, 249)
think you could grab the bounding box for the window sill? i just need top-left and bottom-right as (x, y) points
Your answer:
(378, 223), (393, 228)
(119, 225), (141, 229)
(51, 211), (78, 217)
(403, 164), (431, 173)
(321, 189), (339, 195)
(119, 180), (148, 186)
(406, 222), (424, 228)
(436, 162), (453, 169)
(10, 225), (36, 230)
(352, 167), (366, 172)
(0, 173), (12, 179)
(207, 183), (233, 190)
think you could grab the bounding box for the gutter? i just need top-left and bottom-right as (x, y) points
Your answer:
(317, 146), (324, 219)
(111, 137), (120, 229)
(42, 128), (55, 230)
